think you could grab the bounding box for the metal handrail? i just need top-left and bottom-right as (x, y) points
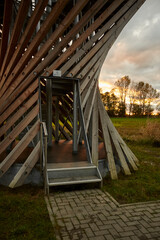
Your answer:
(40, 121), (48, 195)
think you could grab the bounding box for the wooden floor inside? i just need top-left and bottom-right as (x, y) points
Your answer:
(47, 140), (106, 166)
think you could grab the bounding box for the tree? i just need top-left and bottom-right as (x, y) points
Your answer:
(128, 81), (138, 116)
(114, 76), (131, 116)
(101, 91), (118, 117)
(134, 82), (159, 116)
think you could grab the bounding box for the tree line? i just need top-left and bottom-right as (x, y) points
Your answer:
(101, 76), (160, 117)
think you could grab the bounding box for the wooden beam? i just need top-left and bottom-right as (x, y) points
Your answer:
(81, 69), (101, 104)
(0, 104), (39, 155)
(92, 89), (98, 166)
(83, 81), (97, 132)
(0, 0), (12, 70)
(0, 0), (142, 113)
(0, 0), (31, 80)
(0, 0), (70, 97)
(98, 91), (118, 180)
(47, 0), (126, 75)
(9, 141), (40, 188)
(61, 0), (143, 79)
(1, 0), (49, 83)
(0, 120), (40, 177)
(52, 117), (71, 141)
(0, 92), (38, 137)
(0, 79), (38, 121)
(0, 0), (88, 100)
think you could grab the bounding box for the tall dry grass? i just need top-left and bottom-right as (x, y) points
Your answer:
(141, 120), (160, 145)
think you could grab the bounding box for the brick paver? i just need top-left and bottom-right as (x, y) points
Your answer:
(47, 189), (160, 239)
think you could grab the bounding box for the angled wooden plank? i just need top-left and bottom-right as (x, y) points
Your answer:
(0, 0), (70, 98)
(9, 141), (40, 188)
(0, 0), (88, 100)
(0, 0), (140, 112)
(58, 110), (73, 135)
(47, 0), (126, 75)
(114, 128), (139, 167)
(98, 90), (132, 174)
(98, 90), (138, 171)
(61, 0), (144, 79)
(92, 89), (98, 166)
(80, 60), (103, 94)
(0, 120), (40, 177)
(0, 92), (38, 137)
(0, 105), (39, 155)
(0, 0), (12, 70)
(104, 110), (138, 170)
(0, 79), (38, 121)
(0, 0), (31, 80)
(84, 81), (97, 132)
(1, 0), (49, 82)
(98, 92), (118, 180)
(52, 118), (71, 141)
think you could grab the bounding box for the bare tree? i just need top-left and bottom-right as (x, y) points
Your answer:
(114, 76), (131, 116)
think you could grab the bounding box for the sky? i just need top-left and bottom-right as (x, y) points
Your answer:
(99, 0), (160, 94)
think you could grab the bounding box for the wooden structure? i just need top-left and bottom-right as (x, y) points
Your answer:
(0, 0), (145, 189)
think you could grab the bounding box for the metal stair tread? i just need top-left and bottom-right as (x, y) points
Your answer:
(47, 161), (96, 170)
(48, 175), (101, 186)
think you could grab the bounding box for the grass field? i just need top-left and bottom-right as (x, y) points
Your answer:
(0, 117), (160, 239)
(103, 117), (160, 203)
(0, 185), (56, 240)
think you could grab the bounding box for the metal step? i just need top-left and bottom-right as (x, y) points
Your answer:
(47, 163), (102, 186)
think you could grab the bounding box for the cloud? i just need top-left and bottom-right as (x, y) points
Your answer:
(100, 0), (160, 91)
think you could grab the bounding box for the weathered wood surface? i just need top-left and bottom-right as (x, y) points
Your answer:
(0, 0), (145, 186)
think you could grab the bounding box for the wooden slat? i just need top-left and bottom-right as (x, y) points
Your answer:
(0, 0), (31, 81)
(0, 79), (38, 121)
(1, 0), (49, 83)
(0, 92), (38, 137)
(0, 0), (142, 113)
(9, 141), (40, 188)
(92, 89), (98, 166)
(0, 104), (39, 155)
(58, 112), (73, 135)
(98, 91), (132, 174)
(0, 120), (40, 177)
(102, 106), (138, 170)
(51, 0), (127, 73)
(83, 81), (97, 132)
(44, 0), (109, 75)
(113, 126), (139, 167)
(0, 0), (12, 70)
(0, 0), (70, 97)
(98, 92), (118, 180)
(0, 0), (88, 101)
(80, 62), (102, 94)
(61, 0), (143, 78)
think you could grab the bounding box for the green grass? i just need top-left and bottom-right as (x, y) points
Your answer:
(0, 185), (56, 240)
(1, 117), (160, 239)
(103, 117), (160, 204)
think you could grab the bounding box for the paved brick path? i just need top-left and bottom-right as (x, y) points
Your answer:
(46, 189), (160, 240)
